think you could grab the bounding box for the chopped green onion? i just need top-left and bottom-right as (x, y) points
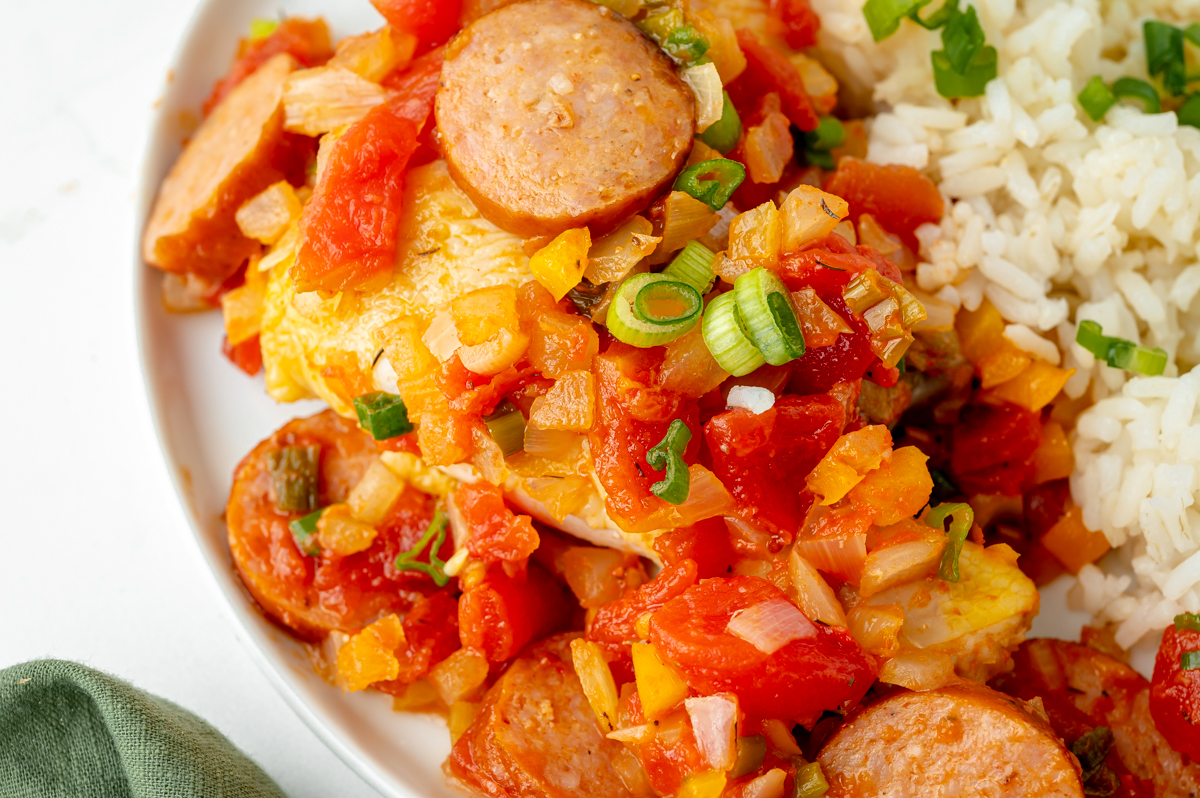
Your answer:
(646, 420), (692, 505)
(1178, 93), (1200, 128)
(288, 508), (324, 556)
(1185, 23), (1200, 47)
(1145, 21), (1186, 96)
(267, 445), (321, 513)
(484, 400), (526, 457)
(941, 6), (986, 75)
(353, 392), (413, 440)
(674, 159), (746, 211)
(1112, 77), (1161, 113)
(249, 19), (279, 41)
(909, 0), (958, 29)
(1183, 651), (1200, 671)
(702, 292), (768, 377)
(928, 502), (975, 583)
(1078, 76), (1117, 121)
(804, 116), (847, 152)
(1075, 320), (1168, 376)
(733, 268), (806, 366)
(729, 735), (768, 779)
(395, 509), (451, 586)
(700, 92), (744, 154)
(637, 7), (684, 43)
(607, 274), (703, 347)
(804, 149), (836, 170)
(663, 25), (711, 64)
(793, 762), (830, 798)
(862, 0), (930, 41)
(931, 46), (997, 99)
(664, 241), (718, 294)
(1176, 613), (1200, 632)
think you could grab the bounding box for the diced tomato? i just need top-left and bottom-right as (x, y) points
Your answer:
(375, 590), (461, 693)
(589, 347), (701, 532)
(457, 562), (572, 662)
(204, 18), (333, 116)
(649, 576), (876, 724)
(1151, 622), (1200, 762)
(222, 334), (263, 376)
(1003, 478), (1069, 586)
(653, 517), (738, 579)
(371, 0), (462, 52)
(294, 105), (419, 293)
(823, 158), (944, 249)
(705, 395), (845, 543)
(383, 46), (444, 126)
(435, 355), (528, 416)
(951, 402), (1042, 496)
(376, 432), (422, 455)
(587, 559), (699, 647)
(728, 29), (820, 134)
(772, 0), (821, 48)
(625, 691), (707, 795)
(455, 481), (539, 564)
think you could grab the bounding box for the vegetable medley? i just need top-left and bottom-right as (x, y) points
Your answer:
(144, 0), (1200, 795)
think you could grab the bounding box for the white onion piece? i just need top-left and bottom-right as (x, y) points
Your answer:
(684, 694), (738, 771)
(726, 598), (816, 654)
(372, 353), (400, 394)
(878, 650), (956, 692)
(606, 725), (654, 744)
(726, 385), (776, 414)
(741, 768), (788, 798)
(421, 308), (462, 362)
(788, 549), (848, 628)
(682, 62), (723, 132)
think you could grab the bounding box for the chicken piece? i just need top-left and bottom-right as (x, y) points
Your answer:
(863, 541), (1038, 681)
(993, 639), (1200, 798)
(259, 159), (533, 414)
(818, 682), (1083, 797)
(143, 53), (308, 286)
(445, 635), (636, 798)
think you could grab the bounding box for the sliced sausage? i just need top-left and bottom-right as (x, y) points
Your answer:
(435, 0), (695, 237)
(818, 683), (1084, 797)
(226, 409), (440, 639)
(993, 639), (1200, 798)
(144, 53), (309, 285)
(446, 635), (635, 798)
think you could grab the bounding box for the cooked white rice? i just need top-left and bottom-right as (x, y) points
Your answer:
(814, 0), (1200, 646)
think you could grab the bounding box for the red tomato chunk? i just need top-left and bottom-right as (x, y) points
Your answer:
(1151, 622), (1200, 762)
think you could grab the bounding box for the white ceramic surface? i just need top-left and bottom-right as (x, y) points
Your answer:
(133, 2), (1152, 796)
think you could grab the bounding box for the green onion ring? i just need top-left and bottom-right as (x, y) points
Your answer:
(606, 274), (702, 347)
(733, 268), (806, 366)
(701, 292), (768, 377)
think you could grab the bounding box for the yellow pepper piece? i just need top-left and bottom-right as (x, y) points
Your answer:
(990, 360), (1075, 413)
(529, 370), (596, 431)
(1041, 505), (1110, 575)
(448, 700), (481, 744)
(529, 228), (591, 302)
(1032, 420), (1074, 484)
(978, 346), (1032, 389)
(847, 446), (933, 526)
(806, 425), (893, 506)
(631, 641), (690, 720)
(336, 614), (405, 692)
(678, 771), (727, 798)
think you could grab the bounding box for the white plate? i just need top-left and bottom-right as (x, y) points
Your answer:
(133, 2), (1152, 796)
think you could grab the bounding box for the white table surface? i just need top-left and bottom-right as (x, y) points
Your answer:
(0, 2), (381, 795)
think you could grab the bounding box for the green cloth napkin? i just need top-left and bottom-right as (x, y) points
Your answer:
(0, 659), (288, 798)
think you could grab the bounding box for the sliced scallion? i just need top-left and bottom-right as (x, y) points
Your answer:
(909, 0), (958, 29)
(733, 268), (806, 366)
(1186, 23), (1200, 47)
(1075, 320), (1168, 376)
(288, 508), (324, 556)
(793, 762), (830, 798)
(395, 509), (451, 586)
(267, 445), (321, 513)
(674, 159), (746, 211)
(702, 292), (767, 377)
(941, 5), (985, 75)
(863, 0), (930, 41)
(1178, 92), (1200, 128)
(1112, 77), (1161, 113)
(805, 149), (835, 170)
(607, 274), (703, 347)
(931, 45), (997, 99)
(646, 420), (692, 505)
(353, 392), (413, 440)
(1145, 20), (1186, 96)
(1176, 612), (1200, 632)
(805, 116), (847, 152)
(1183, 651), (1200, 671)
(484, 400), (526, 457)
(928, 502), (975, 583)
(700, 92), (743, 154)
(663, 25), (710, 64)
(1078, 76), (1117, 121)
(663, 241), (717, 294)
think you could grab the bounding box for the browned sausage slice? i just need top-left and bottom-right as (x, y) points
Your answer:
(143, 53), (308, 285)
(445, 636), (636, 798)
(435, 0), (695, 238)
(818, 683), (1084, 797)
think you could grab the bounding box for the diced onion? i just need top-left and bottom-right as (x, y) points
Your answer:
(726, 385), (775, 414)
(912, 289), (956, 332)
(428, 648), (490, 705)
(877, 650), (956, 692)
(673, 465), (737, 526)
(846, 605), (904, 658)
(685, 695), (738, 771)
(740, 769), (788, 798)
(860, 537), (945, 598)
(607, 725), (655, 744)
(571, 638), (620, 732)
(585, 216), (660, 284)
(760, 718), (803, 756)
(348, 458), (405, 525)
(743, 111), (793, 184)
(458, 327), (530, 375)
(283, 66), (387, 137)
(422, 309), (462, 362)
(794, 531), (868, 584)
(788, 549), (848, 627)
(683, 62), (724, 132)
(657, 191), (720, 258)
(726, 597), (816, 654)
(780, 185), (848, 254)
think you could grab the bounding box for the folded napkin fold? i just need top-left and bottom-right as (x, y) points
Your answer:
(0, 659), (288, 798)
